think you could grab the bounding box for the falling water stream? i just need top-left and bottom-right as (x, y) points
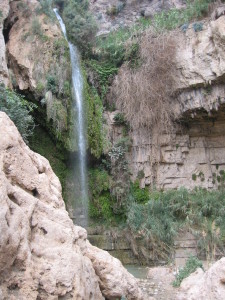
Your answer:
(54, 9), (88, 227)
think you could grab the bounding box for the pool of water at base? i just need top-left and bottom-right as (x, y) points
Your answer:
(124, 264), (148, 279)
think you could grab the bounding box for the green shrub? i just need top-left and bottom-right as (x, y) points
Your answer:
(173, 256), (203, 287)
(131, 180), (149, 204)
(47, 75), (58, 94)
(0, 84), (36, 143)
(113, 112), (126, 125)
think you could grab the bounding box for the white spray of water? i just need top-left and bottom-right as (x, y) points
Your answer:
(54, 8), (88, 227)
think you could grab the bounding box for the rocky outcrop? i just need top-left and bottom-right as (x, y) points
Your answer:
(0, 111), (144, 300)
(106, 15), (225, 190)
(90, 0), (184, 35)
(177, 257), (225, 300)
(0, 0), (10, 86)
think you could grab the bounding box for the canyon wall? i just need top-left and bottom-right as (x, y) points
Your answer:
(106, 15), (225, 190)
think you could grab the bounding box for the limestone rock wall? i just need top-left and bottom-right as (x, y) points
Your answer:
(106, 16), (225, 190)
(0, 112), (144, 300)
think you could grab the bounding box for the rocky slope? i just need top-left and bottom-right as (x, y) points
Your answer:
(0, 111), (144, 300)
(106, 13), (225, 190)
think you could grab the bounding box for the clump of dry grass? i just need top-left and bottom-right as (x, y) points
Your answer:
(110, 29), (178, 133)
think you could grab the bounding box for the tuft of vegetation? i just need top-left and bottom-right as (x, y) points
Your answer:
(173, 256), (203, 287)
(113, 112), (127, 126)
(153, 0), (212, 31)
(31, 17), (43, 36)
(0, 84), (36, 143)
(36, 0), (55, 19)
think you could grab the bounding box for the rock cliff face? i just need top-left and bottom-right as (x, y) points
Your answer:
(107, 15), (225, 190)
(90, 0), (184, 35)
(0, 111), (144, 300)
(2, 0), (73, 150)
(0, 0), (10, 86)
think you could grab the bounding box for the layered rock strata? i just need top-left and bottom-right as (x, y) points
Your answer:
(0, 112), (143, 300)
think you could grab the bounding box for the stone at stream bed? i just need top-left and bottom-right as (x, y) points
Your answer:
(0, 112), (144, 300)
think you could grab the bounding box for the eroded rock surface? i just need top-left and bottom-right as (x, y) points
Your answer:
(0, 112), (143, 300)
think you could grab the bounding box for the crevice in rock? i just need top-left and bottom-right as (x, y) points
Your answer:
(3, 2), (19, 45)
(32, 188), (40, 199)
(8, 192), (19, 206)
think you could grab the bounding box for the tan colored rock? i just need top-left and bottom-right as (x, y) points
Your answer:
(0, 0), (10, 86)
(0, 112), (143, 300)
(177, 258), (225, 300)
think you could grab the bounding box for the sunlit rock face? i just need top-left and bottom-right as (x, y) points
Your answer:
(0, 112), (144, 300)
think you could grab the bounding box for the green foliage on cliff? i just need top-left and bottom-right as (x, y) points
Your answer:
(88, 168), (113, 220)
(154, 0), (212, 31)
(0, 84), (36, 143)
(82, 69), (104, 159)
(61, 0), (97, 55)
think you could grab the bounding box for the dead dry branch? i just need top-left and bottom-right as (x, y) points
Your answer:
(110, 29), (178, 134)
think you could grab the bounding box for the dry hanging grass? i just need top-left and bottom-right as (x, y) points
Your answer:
(110, 29), (178, 133)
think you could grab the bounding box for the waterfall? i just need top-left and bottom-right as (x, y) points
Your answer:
(54, 8), (88, 227)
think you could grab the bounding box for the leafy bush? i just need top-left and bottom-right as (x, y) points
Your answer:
(173, 256), (203, 287)
(0, 84), (36, 143)
(47, 75), (58, 94)
(130, 181), (149, 204)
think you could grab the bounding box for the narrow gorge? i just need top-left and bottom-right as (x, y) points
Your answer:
(1, 0), (225, 299)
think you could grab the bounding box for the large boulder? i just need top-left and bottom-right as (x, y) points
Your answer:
(177, 257), (225, 300)
(0, 112), (143, 300)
